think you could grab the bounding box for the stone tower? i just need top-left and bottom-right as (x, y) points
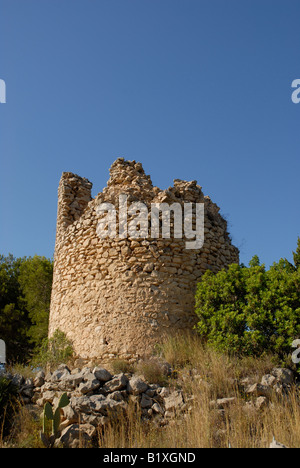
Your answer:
(49, 159), (239, 362)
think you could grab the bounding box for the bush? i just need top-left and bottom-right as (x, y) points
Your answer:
(134, 357), (170, 386)
(0, 377), (19, 438)
(32, 329), (73, 369)
(110, 359), (134, 375)
(195, 246), (300, 360)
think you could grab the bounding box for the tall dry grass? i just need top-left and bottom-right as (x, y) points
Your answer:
(99, 332), (300, 448)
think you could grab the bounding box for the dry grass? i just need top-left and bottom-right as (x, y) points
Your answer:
(2, 332), (300, 448)
(99, 332), (300, 449)
(0, 402), (43, 448)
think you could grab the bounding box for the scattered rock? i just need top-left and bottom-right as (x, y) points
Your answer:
(261, 374), (276, 387)
(57, 423), (96, 448)
(102, 373), (128, 393)
(246, 383), (272, 398)
(271, 368), (294, 386)
(78, 374), (100, 394)
(152, 402), (164, 414)
(210, 397), (237, 409)
(164, 390), (184, 411)
(3, 364), (296, 448)
(92, 367), (112, 382)
(33, 371), (45, 388)
(140, 393), (153, 408)
(127, 376), (148, 395)
(269, 436), (288, 449)
(255, 396), (268, 410)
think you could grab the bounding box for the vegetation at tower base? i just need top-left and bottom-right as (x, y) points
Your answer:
(33, 329), (73, 369)
(195, 238), (300, 361)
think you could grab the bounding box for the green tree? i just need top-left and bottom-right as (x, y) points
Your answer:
(18, 256), (53, 349)
(0, 254), (53, 362)
(293, 237), (300, 269)
(195, 241), (300, 359)
(0, 254), (30, 361)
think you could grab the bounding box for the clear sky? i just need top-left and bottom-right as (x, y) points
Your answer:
(0, 0), (299, 267)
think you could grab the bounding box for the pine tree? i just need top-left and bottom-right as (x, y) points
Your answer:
(293, 237), (300, 269)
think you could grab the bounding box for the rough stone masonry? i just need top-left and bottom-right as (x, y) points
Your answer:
(49, 159), (239, 362)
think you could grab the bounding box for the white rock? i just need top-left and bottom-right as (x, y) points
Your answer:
(269, 436), (288, 448)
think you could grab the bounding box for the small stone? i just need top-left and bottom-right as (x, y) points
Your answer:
(152, 402), (164, 414)
(261, 374), (276, 387)
(271, 368), (294, 386)
(92, 367), (112, 382)
(102, 373), (128, 393)
(78, 377), (100, 394)
(140, 393), (152, 408)
(255, 396), (268, 410)
(127, 376), (148, 395)
(107, 391), (124, 402)
(209, 397), (237, 409)
(33, 371), (45, 388)
(246, 383), (272, 398)
(143, 263), (154, 273)
(164, 390), (184, 411)
(269, 436), (288, 448)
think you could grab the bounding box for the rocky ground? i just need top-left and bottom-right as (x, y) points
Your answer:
(2, 362), (296, 448)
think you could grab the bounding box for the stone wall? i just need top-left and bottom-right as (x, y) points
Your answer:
(49, 159), (239, 361)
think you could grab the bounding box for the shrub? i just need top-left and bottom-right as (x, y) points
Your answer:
(195, 249), (300, 360)
(110, 359), (134, 375)
(32, 329), (73, 369)
(0, 377), (19, 438)
(134, 357), (170, 386)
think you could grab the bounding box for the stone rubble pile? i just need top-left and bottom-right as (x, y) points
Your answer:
(5, 363), (186, 448)
(3, 364), (295, 448)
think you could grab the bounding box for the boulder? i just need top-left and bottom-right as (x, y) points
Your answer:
(246, 383), (272, 398)
(261, 374), (276, 387)
(127, 376), (148, 395)
(164, 390), (184, 411)
(140, 393), (153, 409)
(92, 367), (112, 382)
(78, 375), (100, 394)
(102, 373), (128, 393)
(271, 368), (294, 386)
(57, 423), (96, 448)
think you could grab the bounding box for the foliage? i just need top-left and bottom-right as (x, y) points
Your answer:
(110, 358), (134, 375)
(0, 376), (19, 437)
(18, 255), (53, 348)
(0, 254), (53, 362)
(0, 255), (31, 361)
(195, 242), (300, 359)
(293, 237), (300, 269)
(32, 329), (73, 369)
(134, 358), (170, 386)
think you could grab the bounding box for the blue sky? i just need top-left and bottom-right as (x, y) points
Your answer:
(0, 0), (299, 267)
